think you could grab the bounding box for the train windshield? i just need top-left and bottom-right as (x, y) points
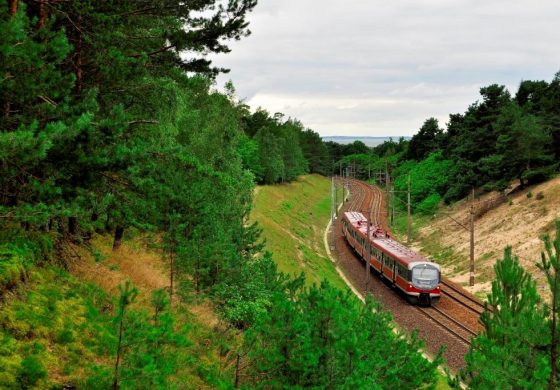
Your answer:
(411, 265), (439, 289)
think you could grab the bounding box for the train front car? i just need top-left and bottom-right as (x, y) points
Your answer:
(373, 237), (442, 306)
(406, 261), (441, 305)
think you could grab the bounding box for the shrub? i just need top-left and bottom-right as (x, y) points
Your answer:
(536, 191), (545, 200)
(17, 355), (47, 388)
(0, 246), (28, 294)
(526, 191), (532, 198)
(417, 194), (442, 215)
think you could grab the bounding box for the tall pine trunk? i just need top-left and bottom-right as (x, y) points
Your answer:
(38, 0), (47, 29)
(4, 0), (17, 121)
(9, 0), (17, 16)
(74, 16), (83, 94)
(68, 216), (78, 235)
(169, 252), (174, 302)
(113, 226), (124, 250)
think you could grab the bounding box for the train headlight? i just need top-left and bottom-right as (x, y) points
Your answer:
(408, 284), (412, 288)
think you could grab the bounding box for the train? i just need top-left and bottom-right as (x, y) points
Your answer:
(342, 211), (441, 305)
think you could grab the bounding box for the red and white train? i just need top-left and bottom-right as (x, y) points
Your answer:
(342, 211), (441, 305)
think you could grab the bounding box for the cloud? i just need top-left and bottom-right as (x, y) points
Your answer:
(212, 0), (560, 136)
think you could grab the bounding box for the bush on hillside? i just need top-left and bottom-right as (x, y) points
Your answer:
(417, 194), (442, 215)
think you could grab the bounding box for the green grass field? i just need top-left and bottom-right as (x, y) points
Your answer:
(251, 174), (348, 291)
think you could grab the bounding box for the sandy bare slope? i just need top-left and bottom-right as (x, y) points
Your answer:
(413, 176), (560, 299)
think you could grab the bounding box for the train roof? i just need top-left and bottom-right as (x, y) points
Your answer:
(343, 211), (439, 270)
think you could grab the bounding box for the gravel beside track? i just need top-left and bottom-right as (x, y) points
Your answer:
(329, 178), (485, 371)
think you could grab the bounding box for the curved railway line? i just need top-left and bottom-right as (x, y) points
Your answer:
(336, 177), (486, 355)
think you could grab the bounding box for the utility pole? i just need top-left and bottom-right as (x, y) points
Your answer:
(385, 162), (390, 223)
(331, 176), (335, 223)
(469, 188), (475, 287)
(365, 211), (371, 294)
(345, 167), (349, 202)
(334, 176), (338, 217)
(342, 168), (345, 203)
(391, 183), (395, 225)
(407, 174), (411, 244)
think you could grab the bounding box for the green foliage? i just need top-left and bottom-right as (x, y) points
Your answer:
(299, 129), (331, 175)
(213, 253), (284, 329)
(407, 117), (444, 161)
(115, 287), (191, 389)
(538, 220), (560, 389)
(0, 245), (27, 293)
(17, 354), (47, 388)
(462, 247), (550, 388)
(417, 193), (442, 215)
(244, 282), (440, 388)
(0, 267), (116, 388)
(331, 73), (559, 213)
(0, 233), (53, 294)
(243, 109), (311, 184)
(394, 152), (453, 212)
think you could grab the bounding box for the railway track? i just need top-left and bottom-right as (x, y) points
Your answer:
(339, 177), (483, 348)
(441, 280), (486, 316)
(415, 306), (477, 345)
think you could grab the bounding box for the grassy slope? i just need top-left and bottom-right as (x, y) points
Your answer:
(251, 174), (347, 291)
(0, 235), (237, 389)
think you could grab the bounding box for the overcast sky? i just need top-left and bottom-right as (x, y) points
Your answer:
(212, 0), (560, 137)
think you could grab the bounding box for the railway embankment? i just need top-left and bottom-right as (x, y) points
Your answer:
(408, 176), (560, 299)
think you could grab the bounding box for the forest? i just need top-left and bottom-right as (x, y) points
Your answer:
(1, 0), (559, 388)
(0, 1), (437, 388)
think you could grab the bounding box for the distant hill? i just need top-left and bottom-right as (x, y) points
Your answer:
(322, 136), (411, 147)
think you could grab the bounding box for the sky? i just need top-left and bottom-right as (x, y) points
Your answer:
(212, 0), (560, 137)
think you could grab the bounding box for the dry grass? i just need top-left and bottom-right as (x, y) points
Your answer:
(69, 233), (226, 333)
(69, 234), (168, 307)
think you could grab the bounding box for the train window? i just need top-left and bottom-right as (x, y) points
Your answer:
(411, 265), (439, 289)
(399, 265), (408, 279)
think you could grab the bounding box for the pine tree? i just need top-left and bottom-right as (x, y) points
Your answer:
(112, 280), (138, 389)
(463, 247), (549, 388)
(538, 220), (560, 389)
